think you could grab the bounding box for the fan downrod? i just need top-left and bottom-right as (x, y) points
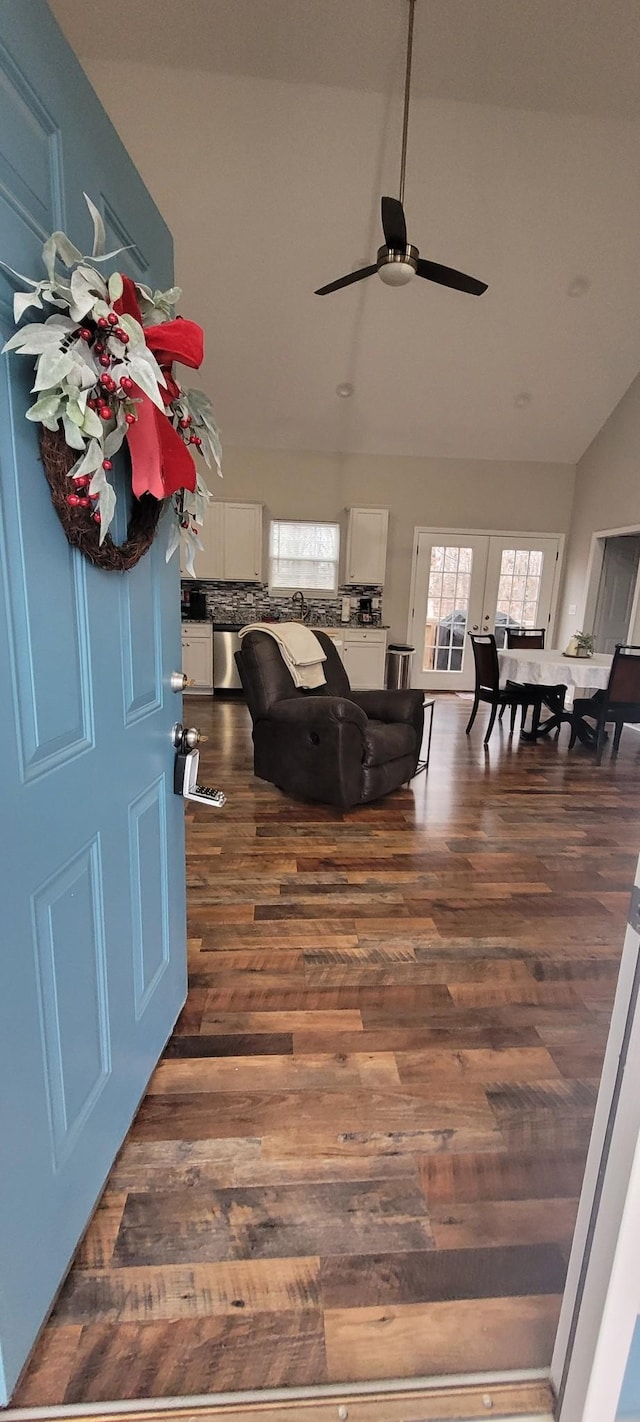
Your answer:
(314, 0), (488, 299)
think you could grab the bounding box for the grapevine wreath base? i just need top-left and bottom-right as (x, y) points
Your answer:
(39, 425), (162, 572)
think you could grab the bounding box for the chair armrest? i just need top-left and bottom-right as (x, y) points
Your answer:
(349, 689), (424, 724)
(269, 696), (367, 731)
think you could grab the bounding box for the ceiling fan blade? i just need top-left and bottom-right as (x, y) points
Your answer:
(381, 196), (407, 250)
(416, 257), (488, 296)
(315, 265), (377, 296)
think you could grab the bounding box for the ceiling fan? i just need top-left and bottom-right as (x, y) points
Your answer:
(315, 0), (487, 298)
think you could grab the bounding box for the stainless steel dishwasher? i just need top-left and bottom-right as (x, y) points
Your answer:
(213, 624), (243, 690)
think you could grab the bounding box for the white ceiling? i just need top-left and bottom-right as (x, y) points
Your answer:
(50, 0), (640, 119)
(50, 0), (640, 463)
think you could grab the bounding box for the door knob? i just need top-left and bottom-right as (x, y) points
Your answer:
(171, 671), (188, 692)
(472, 624), (479, 630)
(172, 722), (207, 750)
(184, 726), (207, 749)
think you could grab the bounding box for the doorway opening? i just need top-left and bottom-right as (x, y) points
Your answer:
(593, 533), (640, 654)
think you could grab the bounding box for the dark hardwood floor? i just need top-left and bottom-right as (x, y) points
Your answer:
(13, 695), (640, 1407)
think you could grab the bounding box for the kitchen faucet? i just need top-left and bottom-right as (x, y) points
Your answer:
(291, 590), (309, 622)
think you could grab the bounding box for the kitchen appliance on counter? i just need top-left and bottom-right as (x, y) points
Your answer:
(181, 583), (208, 620)
(213, 625), (243, 691)
(358, 596), (373, 624)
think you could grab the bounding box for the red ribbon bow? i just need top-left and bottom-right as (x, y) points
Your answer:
(114, 275), (204, 500)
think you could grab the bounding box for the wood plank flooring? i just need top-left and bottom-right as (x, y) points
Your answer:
(13, 695), (640, 1407)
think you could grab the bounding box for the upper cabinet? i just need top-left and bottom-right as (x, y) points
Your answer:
(221, 502), (262, 581)
(183, 501), (263, 581)
(345, 507), (389, 585)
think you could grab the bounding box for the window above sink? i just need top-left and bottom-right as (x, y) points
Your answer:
(269, 520), (340, 597)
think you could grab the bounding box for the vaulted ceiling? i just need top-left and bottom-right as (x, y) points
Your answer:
(51, 0), (640, 463)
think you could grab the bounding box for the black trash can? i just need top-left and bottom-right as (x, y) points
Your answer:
(385, 643), (414, 690)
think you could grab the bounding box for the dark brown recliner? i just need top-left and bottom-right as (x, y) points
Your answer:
(235, 630), (425, 808)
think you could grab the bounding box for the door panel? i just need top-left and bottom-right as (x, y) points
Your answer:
(33, 837), (111, 1168)
(223, 502), (262, 580)
(484, 536), (559, 648)
(409, 532), (489, 690)
(0, 3), (186, 1401)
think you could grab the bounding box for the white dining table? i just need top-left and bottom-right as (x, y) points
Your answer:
(498, 646), (612, 691)
(497, 646), (612, 743)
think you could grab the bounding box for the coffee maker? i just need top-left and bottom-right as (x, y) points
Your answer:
(181, 582), (208, 620)
(358, 596), (373, 625)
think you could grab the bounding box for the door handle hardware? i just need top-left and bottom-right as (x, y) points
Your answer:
(184, 726), (207, 749)
(171, 723), (207, 751)
(174, 747), (226, 807)
(170, 671), (188, 692)
(172, 724), (225, 805)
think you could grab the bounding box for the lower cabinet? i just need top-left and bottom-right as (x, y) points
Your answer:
(181, 622), (213, 693)
(339, 629), (387, 689)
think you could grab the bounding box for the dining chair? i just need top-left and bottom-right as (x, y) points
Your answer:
(505, 628), (546, 650)
(569, 644), (640, 765)
(499, 626), (555, 733)
(466, 633), (528, 744)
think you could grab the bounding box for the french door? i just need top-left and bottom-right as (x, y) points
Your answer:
(409, 530), (560, 690)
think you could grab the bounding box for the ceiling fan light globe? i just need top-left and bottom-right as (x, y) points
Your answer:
(378, 261), (415, 287)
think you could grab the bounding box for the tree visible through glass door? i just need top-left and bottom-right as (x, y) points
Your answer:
(494, 547), (545, 646)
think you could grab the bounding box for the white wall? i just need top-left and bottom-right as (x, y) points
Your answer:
(557, 371), (640, 649)
(218, 446), (574, 638)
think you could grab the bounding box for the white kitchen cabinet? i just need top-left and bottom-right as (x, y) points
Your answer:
(345, 507), (389, 586)
(181, 622), (213, 692)
(341, 628), (387, 689)
(179, 513), (219, 578)
(183, 501), (262, 581)
(222, 502), (262, 581)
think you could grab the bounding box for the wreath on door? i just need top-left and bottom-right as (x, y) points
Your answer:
(1, 195), (221, 572)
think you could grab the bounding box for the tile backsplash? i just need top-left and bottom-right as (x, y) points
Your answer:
(182, 579), (384, 626)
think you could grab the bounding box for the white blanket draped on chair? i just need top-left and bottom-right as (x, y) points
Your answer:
(239, 621), (327, 689)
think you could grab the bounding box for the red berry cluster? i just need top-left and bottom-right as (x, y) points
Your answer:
(177, 412), (202, 449)
(76, 308), (135, 426)
(94, 313), (129, 344)
(66, 472), (101, 523)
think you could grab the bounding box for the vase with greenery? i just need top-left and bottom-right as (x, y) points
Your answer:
(575, 630), (595, 658)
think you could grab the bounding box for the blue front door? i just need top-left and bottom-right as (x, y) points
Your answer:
(0, 3), (187, 1401)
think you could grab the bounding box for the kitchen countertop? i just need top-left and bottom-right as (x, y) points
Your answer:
(214, 620), (389, 630)
(309, 621), (390, 630)
(183, 618), (390, 631)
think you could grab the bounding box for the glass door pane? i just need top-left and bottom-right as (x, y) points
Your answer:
(484, 537), (560, 649)
(410, 532), (489, 690)
(425, 544), (473, 672)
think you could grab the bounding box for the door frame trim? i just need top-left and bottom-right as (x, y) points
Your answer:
(406, 526), (565, 669)
(552, 896), (640, 1421)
